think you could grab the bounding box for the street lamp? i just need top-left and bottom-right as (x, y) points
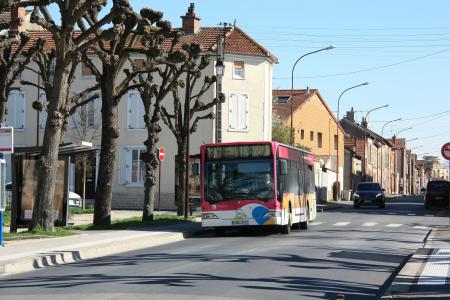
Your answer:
(215, 59), (225, 143)
(290, 45), (335, 145)
(380, 118), (402, 190)
(393, 126), (413, 138)
(335, 82), (369, 200)
(364, 104), (389, 125)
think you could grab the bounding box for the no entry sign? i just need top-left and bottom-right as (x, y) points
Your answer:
(158, 147), (165, 161)
(442, 142), (450, 160)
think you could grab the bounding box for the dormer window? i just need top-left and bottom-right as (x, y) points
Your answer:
(233, 61), (245, 80)
(275, 96), (290, 104)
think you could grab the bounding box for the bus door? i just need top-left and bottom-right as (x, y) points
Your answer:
(297, 154), (306, 211)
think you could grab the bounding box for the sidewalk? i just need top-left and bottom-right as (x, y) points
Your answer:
(383, 226), (450, 299)
(0, 221), (201, 276)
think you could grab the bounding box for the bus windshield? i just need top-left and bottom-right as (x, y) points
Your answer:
(205, 159), (275, 203)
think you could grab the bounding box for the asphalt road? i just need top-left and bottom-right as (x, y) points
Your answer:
(0, 196), (448, 300)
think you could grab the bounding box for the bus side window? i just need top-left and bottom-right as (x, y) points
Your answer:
(277, 159), (287, 201)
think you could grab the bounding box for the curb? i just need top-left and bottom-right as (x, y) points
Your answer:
(0, 225), (200, 276)
(318, 202), (352, 212)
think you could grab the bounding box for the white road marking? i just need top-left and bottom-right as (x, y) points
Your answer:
(425, 215), (434, 217)
(407, 213), (417, 216)
(334, 222), (351, 226)
(386, 224), (403, 227)
(387, 212), (396, 215)
(418, 249), (450, 285)
(362, 222), (378, 227)
(309, 222), (323, 226)
(414, 226), (430, 230)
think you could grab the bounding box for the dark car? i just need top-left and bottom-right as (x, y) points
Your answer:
(424, 180), (449, 209)
(353, 182), (385, 209)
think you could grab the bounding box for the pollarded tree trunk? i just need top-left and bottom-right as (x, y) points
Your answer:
(31, 46), (72, 230)
(0, 69), (8, 124)
(176, 139), (187, 216)
(94, 70), (119, 225)
(142, 102), (162, 221)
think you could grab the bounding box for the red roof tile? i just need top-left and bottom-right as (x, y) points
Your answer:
(18, 26), (278, 62)
(273, 89), (317, 120)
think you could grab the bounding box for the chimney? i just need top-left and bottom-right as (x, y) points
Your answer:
(345, 108), (355, 123)
(9, 6), (25, 31)
(181, 3), (201, 34)
(361, 117), (368, 128)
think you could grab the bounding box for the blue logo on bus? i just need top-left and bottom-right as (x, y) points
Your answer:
(252, 206), (270, 224)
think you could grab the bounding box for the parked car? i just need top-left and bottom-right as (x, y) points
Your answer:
(424, 180), (449, 209)
(69, 191), (82, 207)
(353, 182), (385, 209)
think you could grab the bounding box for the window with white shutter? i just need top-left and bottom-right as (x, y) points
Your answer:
(127, 91), (145, 130)
(118, 147), (146, 186)
(228, 93), (249, 131)
(118, 148), (131, 185)
(39, 92), (47, 129)
(7, 91), (26, 129)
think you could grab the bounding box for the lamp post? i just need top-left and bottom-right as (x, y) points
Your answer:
(364, 104), (389, 125)
(215, 59), (225, 143)
(393, 126), (413, 138)
(290, 45), (335, 145)
(380, 118), (402, 190)
(335, 82), (369, 200)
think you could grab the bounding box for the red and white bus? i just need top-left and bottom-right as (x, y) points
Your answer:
(201, 141), (316, 234)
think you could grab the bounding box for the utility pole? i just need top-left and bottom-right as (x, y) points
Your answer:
(215, 22), (227, 143)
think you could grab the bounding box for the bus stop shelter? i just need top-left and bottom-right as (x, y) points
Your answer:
(9, 143), (97, 232)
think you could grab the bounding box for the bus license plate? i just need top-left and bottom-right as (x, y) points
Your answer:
(232, 220), (249, 225)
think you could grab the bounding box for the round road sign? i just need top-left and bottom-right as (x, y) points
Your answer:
(158, 147), (165, 161)
(441, 142), (450, 160)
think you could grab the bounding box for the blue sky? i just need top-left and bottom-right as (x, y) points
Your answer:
(46, 1), (449, 162)
(134, 0), (449, 162)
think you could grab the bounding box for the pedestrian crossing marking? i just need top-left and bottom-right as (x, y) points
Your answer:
(386, 224), (403, 227)
(309, 222), (323, 226)
(334, 222), (351, 226)
(387, 212), (396, 215)
(362, 222), (378, 227)
(407, 213), (416, 216)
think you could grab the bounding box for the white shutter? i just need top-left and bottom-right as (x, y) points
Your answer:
(39, 92), (47, 129)
(16, 92), (25, 129)
(137, 94), (145, 129)
(118, 147), (131, 184)
(229, 93), (239, 129)
(6, 93), (16, 128)
(94, 98), (102, 126)
(244, 94), (249, 130)
(237, 94), (248, 130)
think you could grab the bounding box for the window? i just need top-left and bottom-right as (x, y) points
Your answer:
(334, 135), (338, 150)
(118, 147), (146, 185)
(81, 62), (93, 78)
(233, 61), (245, 79)
(317, 132), (323, 148)
(228, 92), (249, 131)
(310, 131), (314, 141)
(275, 96), (290, 104)
(69, 95), (101, 129)
(301, 129), (304, 140)
(7, 91), (25, 129)
(127, 91), (145, 130)
(80, 101), (96, 127)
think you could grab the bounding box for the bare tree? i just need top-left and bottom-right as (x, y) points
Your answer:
(16, 0), (127, 230)
(80, 6), (173, 225)
(161, 43), (224, 216)
(0, 4), (43, 124)
(127, 32), (195, 221)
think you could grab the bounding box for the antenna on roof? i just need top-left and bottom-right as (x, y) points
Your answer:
(233, 19), (236, 27)
(306, 86), (310, 95)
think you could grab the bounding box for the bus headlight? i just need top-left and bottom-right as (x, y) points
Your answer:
(202, 213), (219, 219)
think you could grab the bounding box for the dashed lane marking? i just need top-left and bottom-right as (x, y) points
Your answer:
(386, 224), (403, 227)
(362, 222), (378, 227)
(334, 222), (351, 226)
(309, 222), (323, 226)
(414, 226), (430, 230)
(407, 213), (417, 216)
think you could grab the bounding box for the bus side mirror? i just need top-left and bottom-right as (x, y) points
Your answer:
(280, 160), (288, 175)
